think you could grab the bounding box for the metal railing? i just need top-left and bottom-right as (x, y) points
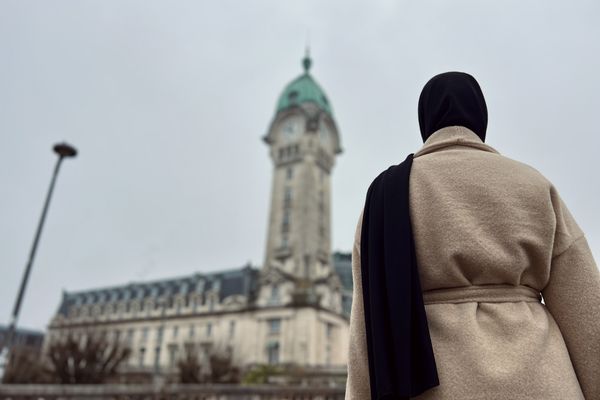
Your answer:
(0, 383), (345, 400)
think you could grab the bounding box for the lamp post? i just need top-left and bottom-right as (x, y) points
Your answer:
(0, 143), (77, 369)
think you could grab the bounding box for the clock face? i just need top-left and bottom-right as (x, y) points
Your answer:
(281, 115), (303, 142)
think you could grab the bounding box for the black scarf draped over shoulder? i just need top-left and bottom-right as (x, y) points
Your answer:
(360, 153), (439, 399)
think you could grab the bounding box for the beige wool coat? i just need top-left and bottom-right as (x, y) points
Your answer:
(345, 126), (600, 400)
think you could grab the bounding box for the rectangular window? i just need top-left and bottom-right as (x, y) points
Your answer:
(286, 167), (293, 179)
(283, 210), (290, 224)
(139, 347), (146, 367)
(142, 327), (149, 342)
(206, 323), (212, 337)
(184, 342), (195, 355)
(326, 322), (334, 339)
(127, 329), (135, 344)
(154, 346), (161, 368)
(282, 210), (291, 234)
(173, 326), (179, 339)
(229, 320), (236, 339)
(267, 341), (280, 364)
(283, 187), (292, 209)
(189, 325), (195, 338)
(168, 344), (179, 367)
(268, 318), (281, 335)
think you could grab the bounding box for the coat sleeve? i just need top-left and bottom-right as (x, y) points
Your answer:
(345, 210), (371, 400)
(541, 185), (600, 400)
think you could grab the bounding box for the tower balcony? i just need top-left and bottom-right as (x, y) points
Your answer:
(273, 245), (293, 260)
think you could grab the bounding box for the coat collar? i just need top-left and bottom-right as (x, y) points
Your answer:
(413, 125), (500, 158)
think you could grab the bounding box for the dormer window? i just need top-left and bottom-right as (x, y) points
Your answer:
(180, 282), (189, 295)
(269, 285), (281, 305)
(288, 90), (299, 102)
(196, 279), (205, 294)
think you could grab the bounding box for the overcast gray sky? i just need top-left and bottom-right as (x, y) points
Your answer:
(1, 1), (598, 331)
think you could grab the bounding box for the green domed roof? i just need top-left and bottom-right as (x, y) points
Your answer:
(276, 54), (334, 117)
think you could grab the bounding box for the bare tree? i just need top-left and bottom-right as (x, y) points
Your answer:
(208, 344), (241, 383)
(46, 331), (131, 384)
(2, 345), (53, 384)
(178, 342), (241, 384)
(177, 348), (202, 383)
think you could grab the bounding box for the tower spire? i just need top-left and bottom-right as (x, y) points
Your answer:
(303, 36), (312, 73)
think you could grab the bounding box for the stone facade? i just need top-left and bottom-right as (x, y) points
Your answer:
(46, 54), (351, 375)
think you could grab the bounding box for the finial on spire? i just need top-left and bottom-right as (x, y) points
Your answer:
(303, 32), (312, 73)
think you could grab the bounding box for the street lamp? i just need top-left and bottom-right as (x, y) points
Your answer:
(0, 142), (77, 366)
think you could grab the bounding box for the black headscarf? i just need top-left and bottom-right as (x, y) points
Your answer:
(418, 71), (488, 142)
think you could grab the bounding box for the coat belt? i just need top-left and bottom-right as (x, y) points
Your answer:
(422, 284), (542, 305)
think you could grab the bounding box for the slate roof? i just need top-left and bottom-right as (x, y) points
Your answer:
(57, 264), (260, 316)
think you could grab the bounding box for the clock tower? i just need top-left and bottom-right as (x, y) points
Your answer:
(259, 51), (344, 312)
